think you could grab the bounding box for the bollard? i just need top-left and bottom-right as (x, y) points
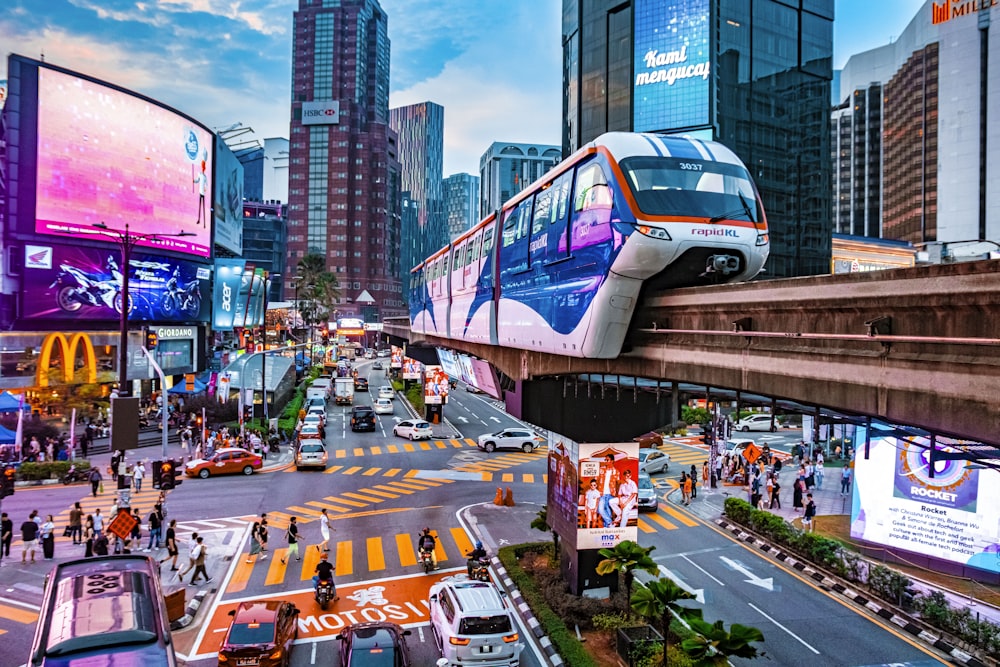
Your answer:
(493, 487), (504, 505)
(503, 487), (515, 506)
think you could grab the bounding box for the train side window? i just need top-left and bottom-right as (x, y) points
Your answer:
(482, 228), (494, 255)
(453, 246), (464, 271)
(516, 199), (533, 241)
(532, 186), (553, 235)
(501, 208), (518, 248)
(575, 163), (612, 212)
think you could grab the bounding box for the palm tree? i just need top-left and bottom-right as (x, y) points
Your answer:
(596, 540), (658, 612)
(295, 254), (341, 344)
(529, 506), (559, 562)
(631, 577), (698, 665)
(680, 617), (765, 665)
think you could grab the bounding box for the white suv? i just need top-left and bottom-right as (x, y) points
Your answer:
(734, 413), (777, 432)
(429, 580), (522, 667)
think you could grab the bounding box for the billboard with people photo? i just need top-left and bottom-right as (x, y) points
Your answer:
(576, 442), (640, 550)
(423, 365), (450, 405)
(546, 439), (580, 547)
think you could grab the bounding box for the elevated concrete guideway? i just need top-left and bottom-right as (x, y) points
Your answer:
(387, 261), (1000, 447)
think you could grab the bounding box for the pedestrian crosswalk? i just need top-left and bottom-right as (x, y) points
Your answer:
(293, 438), (547, 462)
(289, 464), (548, 487)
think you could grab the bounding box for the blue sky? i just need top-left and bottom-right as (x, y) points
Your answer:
(1, 0), (925, 176)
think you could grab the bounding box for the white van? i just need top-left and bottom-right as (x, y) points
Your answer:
(310, 378), (332, 399)
(429, 580), (522, 667)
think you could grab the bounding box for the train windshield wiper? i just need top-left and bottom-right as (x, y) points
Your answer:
(709, 193), (756, 223)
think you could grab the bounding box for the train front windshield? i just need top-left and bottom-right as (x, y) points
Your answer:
(619, 156), (760, 222)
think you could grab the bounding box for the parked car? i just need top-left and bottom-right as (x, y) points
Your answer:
(296, 439), (328, 470)
(185, 448), (262, 479)
(638, 448), (670, 475)
(219, 600), (299, 667)
(477, 428), (545, 453)
(637, 473), (658, 512)
(734, 413), (777, 432)
(429, 580), (522, 667)
(378, 386), (395, 401)
(354, 377), (369, 392)
(335, 622), (412, 667)
(350, 405), (376, 432)
(633, 431), (663, 448)
(373, 398), (393, 415)
(393, 419), (432, 440)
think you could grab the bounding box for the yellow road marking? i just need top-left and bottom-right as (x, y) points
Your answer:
(301, 544), (322, 581)
(480, 472), (493, 482)
(502, 473), (514, 483)
(305, 501), (351, 514)
(434, 536), (448, 563)
(323, 465), (344, 475)
(385, 481), (428, 492)
(419, 443), (431, 451)
(265, 548), (288, 585)
(646, 512), (679, 531)
(325, 496), (367, 508)
(342, 491), (384, 504)
(403, 443), (415, 452)
(451, 527), (474, 557)
(343, 466), (363, 475)
(353, 448), (364, 457)
(363, 467), (382, 476)
(335, 541), (352, 576)
(396, 533), (416, 566)
(335, 450), (346, 459)
(404, 469), (420, 478)
(368, 537), (385, 571)
(228, 557), (254, 593)
(376, 484), (412, 495)
(329, 507), (439, 522)
(0, 603), (38, 624)
(287, 505), (326, 518)
(371, 446), (382, 455)
(450, 440), (464, 448)
(542, 474), (548, 483)
(396, 478), (438, 488)
(353, 487), (398, 499)
(388, 445), (400, 454)
(659, 503), (698, 527)
(385, 468), (402, 477)
(435, 441), (447, 449)
(637, 519), (656, 533)
(465, 438), (477, 446)
(524, 474), (535, 483)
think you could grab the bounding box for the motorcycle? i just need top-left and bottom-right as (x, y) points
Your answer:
(315, 578), (335, 610)
(467, 555), (490, 582)
(419, 548), (434, 574)
(161, 279), (201, 317)
(62, 466), (89, 485)
(50, 263), (132, 314)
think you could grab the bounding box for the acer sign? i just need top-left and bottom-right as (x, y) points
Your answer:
(302, 100), (340, 125)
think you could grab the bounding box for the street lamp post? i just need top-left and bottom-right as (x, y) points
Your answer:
(93, 222), (194, 398)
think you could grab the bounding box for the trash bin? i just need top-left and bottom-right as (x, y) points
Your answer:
(165, 588), (186, 623)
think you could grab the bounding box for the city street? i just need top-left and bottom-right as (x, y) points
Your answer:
(0, 369), (954, 666)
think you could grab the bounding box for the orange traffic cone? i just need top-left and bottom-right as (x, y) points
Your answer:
(503, 487), (515, 507)
(493, 487), (504, 505)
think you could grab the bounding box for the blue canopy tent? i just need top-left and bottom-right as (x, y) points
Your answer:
(0, 391), (30, 413)
(167, 379), (208, 395)
(0, 424), (16, 444)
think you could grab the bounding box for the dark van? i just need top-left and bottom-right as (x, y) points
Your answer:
(350, 405), (376, 432)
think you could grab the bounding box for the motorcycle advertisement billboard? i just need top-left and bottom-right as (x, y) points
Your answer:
(33, 66), (213, 257)
(21, 244), (211, 322)
(213, 137), (244, 256)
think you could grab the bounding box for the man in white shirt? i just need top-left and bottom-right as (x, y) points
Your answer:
(597, 455), (621, 528)
(616, 469), (638, 528)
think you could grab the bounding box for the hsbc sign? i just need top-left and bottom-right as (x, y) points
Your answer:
(302, 100), (340, 125)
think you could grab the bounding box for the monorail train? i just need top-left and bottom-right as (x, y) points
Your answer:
(408, 132), (769, 359)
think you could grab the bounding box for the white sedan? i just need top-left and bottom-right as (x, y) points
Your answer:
(378, 386), (395, 401)
(393, 419), (433, 440)
(477, 428), (545, 453)
(638, 448), (670, 475)
(373, 398), (393, 415)
(734, 413), (777, 432)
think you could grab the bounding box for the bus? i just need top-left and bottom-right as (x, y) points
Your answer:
(29, 555), (177, 667)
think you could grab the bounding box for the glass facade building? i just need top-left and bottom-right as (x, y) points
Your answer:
(389, 102), (447, 277)
(242, 201), (288, 304)
(287, 0), (403, 318)
(563, 0), (834, 278)
(478, 142), (562, 218)
(443, 173), (481, 240)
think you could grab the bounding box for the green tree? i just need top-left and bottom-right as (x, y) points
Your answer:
(529, 505), (559, 561)
(597, 540), (658, 612)
(680, 617), (765, 665)
(295, 253), (341, 332)
(631, 577), (699, 665)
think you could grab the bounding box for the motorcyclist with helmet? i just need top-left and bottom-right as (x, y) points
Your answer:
(466, 540), (488, 576)
(312, 552), (338, 601)
(417, 527), (438, 570)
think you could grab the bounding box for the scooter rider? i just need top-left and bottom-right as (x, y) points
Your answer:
(312, 552), (338, 601)
(466, 540), (488, 576)
(417, 528), (438, 570)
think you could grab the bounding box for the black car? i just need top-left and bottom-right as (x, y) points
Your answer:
(350, 405), (376, 432)
(335, 622), (411, 667)
(354, 377), (369, 392)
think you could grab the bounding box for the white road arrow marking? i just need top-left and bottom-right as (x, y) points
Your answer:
(490, 416), (501, 423)
(657, 565), (705, 604)
(455, 416), (469, 423)
(719, 556), (774, 591)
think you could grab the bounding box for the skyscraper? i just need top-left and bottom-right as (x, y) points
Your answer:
(443, 173), (481, 240)
(287, 0), (403, 318)
(563, 0), (834, 279)
(478, 142), (561, 217)
(389, 102), (446, 277)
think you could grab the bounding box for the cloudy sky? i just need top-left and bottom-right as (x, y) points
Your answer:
(1, 0), (925, 176)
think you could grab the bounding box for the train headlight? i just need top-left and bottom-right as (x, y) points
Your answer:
(755, 233), (769, 246)
(636, 225), (671, 240)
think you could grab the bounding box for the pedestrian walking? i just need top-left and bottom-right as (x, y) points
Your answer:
(247, 521), (262, 564)
(804, 459), (815, 489)
(840, 465), (852, 496)
(189, 537), (211, 585)
(682, 473), (693, 506)
(793, 476), (805, 512)
(281, 517), (300, 564)
(701, 461), (709, 491)
(0, 512), (13, 562)
(89, 466), (102, 497)
(160, 520), (179, 570)
(814, 454), (824, 489)
(68, 502), (83, 545)
(132, 461), (145, 492)
(21, 515), (39, 564)
(93, 533), (109, 556)
(93, 509), (104, 536)
(258, 515), (269, 560)
(689, 465), (698, 499)
(177, 532), (200, 582)
(317, 509), (331, 553)
(40, 514), (56, 560)
(146, 507), (162, 552)
(803, 493), (817, 532)
(769, 475), (782, 509)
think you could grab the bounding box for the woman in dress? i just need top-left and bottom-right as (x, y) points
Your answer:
(257, 516), (269, 560)
(317, 509), (331, 553)
(247, 521), (262, 564)
(40, 514), (56, 560)
(793, 475), (805, 512)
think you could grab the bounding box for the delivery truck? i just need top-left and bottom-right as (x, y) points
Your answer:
(334, 376), (355, 405)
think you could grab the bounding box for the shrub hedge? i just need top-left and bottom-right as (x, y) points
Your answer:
(17, 460), (91, 481)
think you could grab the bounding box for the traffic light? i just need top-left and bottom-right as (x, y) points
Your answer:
(170, 459), (183, 488)
(145, 330), (158, 349)
(152, 460), (163, 489)
(0, 465), (15, 498)
(160, 460), (183, 490)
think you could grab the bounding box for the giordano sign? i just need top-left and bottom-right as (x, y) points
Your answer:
(36, 333), (97, 387)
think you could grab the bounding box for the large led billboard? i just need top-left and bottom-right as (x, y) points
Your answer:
(212, 260), (268, 329)
(34, 67), (213, 257)
(852, 433), (1000, 574)
(633, 0), (711, 132)
(22, 244), (210, 322)
(213, 138), (244, 255)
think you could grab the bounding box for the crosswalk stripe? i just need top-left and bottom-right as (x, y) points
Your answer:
(450, 439), (464, 448)
(637, 519), (656, 533)
(404, 469), (420, 478)
(450, 527), (474, 557)
(435, 441), (448, 449)
(305, 501), (352, 514)
(433, 535), (448, 563)
(335, 541), (352, 576)
(265, 548), (289, 585)
(362, 467), (382, 476)
(502, 473), (514, 483)
(353, 487), (399, 500)
(385, 481), (428, 492)
(419, 443), (432, 451)
(542, 474), (548, 483)
(301, 544), (321, 581)
(0, 602), (38, 624)
(324, 496), (367, 508)
(403, 443), (416, 452)
(465, 438), (477, 446)
(371, 446), (382, 455)
(323, 465), (344, 475)
(375, 484), (412, 495)
(387, 445), (400, 454)
(335, 450), (347, 459)
(368, 537), (385, 571)
(396, 478), (439, 488)
(342, 466), (363, 475)
(228, 558), (254, 593)
(646, 512), (679, 531)
(524, 474), (535, 484)
(353, 448), (364, 457)
(658, 503), (699, 527)
(396, 533), (416, 566)
(341, 491), (382, 504)
(287, 505), (326, 518)
(384, 468), (402, 477)
(480, 472), (493, 482)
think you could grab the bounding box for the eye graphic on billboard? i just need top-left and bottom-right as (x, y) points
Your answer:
(21, 245), (210, 323)
(852, 432), (1000, 575)
(213, 138), (244, 256)
(34, 67), (213, 257)
(633, 0), (711, 132)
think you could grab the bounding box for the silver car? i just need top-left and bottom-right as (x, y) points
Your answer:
(637, 473), (658, 512)
(638, 448), (670, 475)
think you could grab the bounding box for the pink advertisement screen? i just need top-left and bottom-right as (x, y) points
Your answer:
(34, 68), (213, 257)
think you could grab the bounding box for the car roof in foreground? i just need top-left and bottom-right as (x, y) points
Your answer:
(347, 622), (403, 648)
(234, 600), (284, 623)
